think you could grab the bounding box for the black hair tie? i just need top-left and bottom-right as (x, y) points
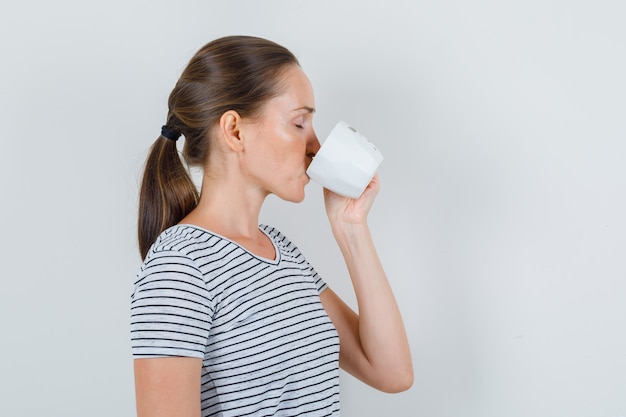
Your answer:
(161, 125), (181, 142)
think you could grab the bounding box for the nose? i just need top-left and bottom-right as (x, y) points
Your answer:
(306, 130), (321, 159)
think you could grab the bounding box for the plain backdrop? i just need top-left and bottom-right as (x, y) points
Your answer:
(1, 1), (625, 416)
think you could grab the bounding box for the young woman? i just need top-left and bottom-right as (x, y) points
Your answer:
(131, 35), (412, 417)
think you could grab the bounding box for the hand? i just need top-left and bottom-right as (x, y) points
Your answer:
(323, 173), (380, 226)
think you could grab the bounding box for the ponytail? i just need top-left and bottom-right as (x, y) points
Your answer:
(137, 136), (199, 259)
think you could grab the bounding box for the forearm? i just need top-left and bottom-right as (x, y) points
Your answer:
(331, 221), (413, 389)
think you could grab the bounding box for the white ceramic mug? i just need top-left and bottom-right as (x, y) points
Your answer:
(306, 121), (383, 199)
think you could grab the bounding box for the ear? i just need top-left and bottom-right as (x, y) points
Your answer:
(218, 110), (245, 152)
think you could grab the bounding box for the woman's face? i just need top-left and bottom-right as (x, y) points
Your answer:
(240, 65), (321, 203)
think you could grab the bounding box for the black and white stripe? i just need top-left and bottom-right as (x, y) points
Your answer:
(131, 224), (341, 416)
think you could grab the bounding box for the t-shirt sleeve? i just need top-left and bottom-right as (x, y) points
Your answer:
(130, 250), (214, 358)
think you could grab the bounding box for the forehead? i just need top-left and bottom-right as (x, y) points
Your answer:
(270, 65), (315, 111)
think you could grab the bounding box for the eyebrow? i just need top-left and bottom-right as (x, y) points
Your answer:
(292, 106), (316, 113)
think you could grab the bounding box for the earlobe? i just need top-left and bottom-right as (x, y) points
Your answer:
(219, 110), (245, 152)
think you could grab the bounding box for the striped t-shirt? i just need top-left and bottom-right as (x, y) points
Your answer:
(130, 224), (341, 416)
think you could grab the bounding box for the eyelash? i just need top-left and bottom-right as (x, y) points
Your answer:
(295, 124), (304, 129)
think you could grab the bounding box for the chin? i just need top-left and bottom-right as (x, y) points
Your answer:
(274, 178), (308, 203)
(286, 192), (306, 203)
(279, 188), (306, 204)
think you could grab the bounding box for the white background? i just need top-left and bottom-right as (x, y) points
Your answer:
(1, 1), (625, 416)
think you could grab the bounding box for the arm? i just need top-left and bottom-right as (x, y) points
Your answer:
(320, 174), (413, 393)
(134, 357), (202, 417)
(131, 248), (212, 416)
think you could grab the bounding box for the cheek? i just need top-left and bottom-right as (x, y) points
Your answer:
(276, 135), (303, 160)
(291, 136), (308, 156)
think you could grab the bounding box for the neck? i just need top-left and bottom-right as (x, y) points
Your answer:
(180, 171), (267, 240)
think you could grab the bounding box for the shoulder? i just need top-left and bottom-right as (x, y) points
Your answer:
(260, 224), (300, 254)
(148, 224), (213, 257)
(260, 225), (328, 296)
(135, 225), (216, 291)
(143, 224), (235, 268)
(259, 224), (287, 243)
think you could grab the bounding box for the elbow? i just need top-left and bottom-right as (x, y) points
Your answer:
(387, 375), (414, 394)
(377, 367), (414, 393)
